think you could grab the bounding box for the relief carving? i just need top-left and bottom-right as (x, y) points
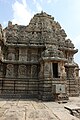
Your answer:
(18, 65), (26, 78)
(27, 65), (31, 77)
(44, 62), (50, 73)
(61, 65), (66, 79)
(19, 48), (27, 61)
(31, 50), (38, 61)
(67, 68), (74, 79)
(6, 64), (14, 77)
(44, 62), (51, 78)
(39, 64), (43, 77)
(31, 65), (38, 77)
(8, 53), (15, 60)
(31, 54), (37, 61)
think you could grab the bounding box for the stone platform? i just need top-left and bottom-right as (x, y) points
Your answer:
(0, 97), (80, 120)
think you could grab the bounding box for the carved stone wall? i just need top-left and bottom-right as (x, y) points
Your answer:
(6, 64), (14, 77)
(27, 49), (31, 61)
(8, 48), (15, 60)
(31, 65), (38, 78)
(0, 12), (79, 100)
(44, 62), (51, 78)
(67, 67), (74, 79)
(8, 53), (15, 60)
(26, 65), (31, 78)
(18, 65), (26, 78)
(31, 49), (38, 61)
(19, 48), (27, 61)
(39, 63), (44, 78)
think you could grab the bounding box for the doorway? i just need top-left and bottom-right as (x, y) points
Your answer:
(52, 63), (58, 78)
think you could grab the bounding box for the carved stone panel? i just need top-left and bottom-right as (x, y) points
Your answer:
(66, 67), (74, 79)
(44, 62), (51, 78)
(19, 48), (27, 61)
(27, 49), (38, 61)
(18, 65), (26, 78)
(8, 53), (15, 60)
(6, 64), (14, 77)
(31, 49), (38, 61)
(27, 49), (31, 61)
(39, 64), (43, 78)
(26, 65), (31, 78)
(58, 62), (61, 77)
(31, 53), (37, 61)
(55, 62), (66, 79)
(7, 48), (15, 60)
(0, 64), (3, 77)
(44, 62), (50, 73)
(31, 65), (38, 78)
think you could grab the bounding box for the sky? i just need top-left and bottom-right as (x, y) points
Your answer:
(0, 0), (80, 68)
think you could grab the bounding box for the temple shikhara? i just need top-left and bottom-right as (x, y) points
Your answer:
(0, 12), (79, 101)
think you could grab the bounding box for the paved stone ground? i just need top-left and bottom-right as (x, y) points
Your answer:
(0, 97), (80, 120)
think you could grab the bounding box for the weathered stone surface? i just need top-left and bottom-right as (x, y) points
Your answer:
(18, 65), (26, 78)
(0, 12), (79, 101)
(6, 64), (14, 77)
(0, 97), (80, 120)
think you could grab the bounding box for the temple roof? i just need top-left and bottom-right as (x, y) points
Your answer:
(2, 12), (76, 51)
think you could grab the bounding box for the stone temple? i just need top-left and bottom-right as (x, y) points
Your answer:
(0, 12), (79, 101)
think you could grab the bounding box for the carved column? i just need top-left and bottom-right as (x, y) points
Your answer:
(39, 61), (53, 101)
(44, 62), (51, 78)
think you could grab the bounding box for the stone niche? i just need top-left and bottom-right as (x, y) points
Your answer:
(8, 48), (15, 60)
(8, 53), (15, 60)
(31, 65), (38, 78)
(19, 48), (27, 61)
(6, 64), (14, 77)
(18, 65), (26, 78)
(31, 49), (38, 61)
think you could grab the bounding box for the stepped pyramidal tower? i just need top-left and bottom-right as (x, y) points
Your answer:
(0, 12), (79, 101)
